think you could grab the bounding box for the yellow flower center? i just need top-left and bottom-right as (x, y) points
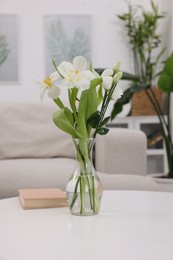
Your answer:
(43, 77), (52, 88)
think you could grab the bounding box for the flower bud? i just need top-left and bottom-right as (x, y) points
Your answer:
(113, 71), (123, 84)
(113, 62), (121, 73)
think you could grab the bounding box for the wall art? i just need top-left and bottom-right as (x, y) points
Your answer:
(44, 15), (91, 75)
(0, 15), (19, 83)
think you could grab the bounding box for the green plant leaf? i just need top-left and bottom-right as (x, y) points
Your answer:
(97, 84), (103, 105)
(87, 111), (101, 129)
(87, 84), (101, 116)
(96, 127), (109, 135)
(53, 98), (64, 109)
(158, 53), (173, 93)
(111, 88), (133, 120)
(52, 109), (81, 138)
(77, 90), (88, 137)
(158, 73), (173, 92)
(77, 79), (102, 136)
(110, 81), (150, 120)
(88, 78), (103, 114)
(68, 87), (78, 117)
(64, 107), (74, 126)
(100, 116), (110, 127)
(90, 78), (102, 89)
(151, 0), (158, 15)
(122, 71), (139, 81)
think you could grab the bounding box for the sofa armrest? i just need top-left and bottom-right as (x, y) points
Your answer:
(95, 128), (147, 175)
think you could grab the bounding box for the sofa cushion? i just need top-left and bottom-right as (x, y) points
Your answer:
(0, 102), (75, 159)
(0, 158), (75, 198)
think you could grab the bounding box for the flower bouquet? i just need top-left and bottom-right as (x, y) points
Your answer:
(38, 56), (123, 215)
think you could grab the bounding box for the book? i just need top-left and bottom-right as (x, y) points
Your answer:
(18, 188), (68, 209)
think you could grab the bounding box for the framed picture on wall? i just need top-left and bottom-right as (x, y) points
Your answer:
(0, 15), (19, 83)
(44, 15), (91, 75)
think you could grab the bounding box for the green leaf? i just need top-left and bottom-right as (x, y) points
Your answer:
(158, 53), (173, 93)
(77, 90), (88, 137)
(53, 98), (64, 109)
(122, 71), (139, 81)
(97, 84), (103, 105)
(68, 87), (78, 117)
(94, 68), (104, 75)
(99, 116), (110, 127)
(78, 115), (88, 138)
(87, 111), (101, 129)
(155, 47), (165, 65)
(110, 80), (150, 120)
(88, 78), (103, 116)
(77, 79), (103, 136)
(111, 88), (133, 120)
(52, 109), (82, 138)
(87, 84), (101, 116)
(90, 78), (102, 90)
(96, 127), (109, 135)
(163, 53), (173, 76)
(158, 73), (173, 93)
(64, 107), (74, 126)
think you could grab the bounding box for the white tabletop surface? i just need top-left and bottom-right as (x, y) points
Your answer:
(0, 190), (173, 260)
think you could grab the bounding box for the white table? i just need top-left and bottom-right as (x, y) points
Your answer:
(0, 190), (173, 260)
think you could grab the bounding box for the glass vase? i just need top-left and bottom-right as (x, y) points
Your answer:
(66, 138), (103, 216)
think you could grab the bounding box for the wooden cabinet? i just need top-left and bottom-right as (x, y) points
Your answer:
(108, 116), (167, 175)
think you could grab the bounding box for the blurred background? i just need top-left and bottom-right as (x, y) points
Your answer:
(0, 0), (172, 102)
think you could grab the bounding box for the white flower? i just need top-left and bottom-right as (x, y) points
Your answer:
(111, 85), (123, 100)
(101, 68), (114, 90)
(111, 71), (123, 100)
(58, 56), (94, 90)
(37, 72), (60, 100)
(100, 68), (123, 91)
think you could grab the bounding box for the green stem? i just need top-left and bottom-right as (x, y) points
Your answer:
(53, 98), (64, 109)
(80, 177), (85, 214)
(70, 138), (99, 214)
(69, 177), (80, 210)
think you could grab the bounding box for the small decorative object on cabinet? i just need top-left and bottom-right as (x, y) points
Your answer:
(37, 55), (123, 216)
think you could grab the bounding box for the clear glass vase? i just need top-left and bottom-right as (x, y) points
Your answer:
(66, 138), (103, 216)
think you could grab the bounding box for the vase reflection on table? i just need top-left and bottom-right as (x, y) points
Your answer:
(37, 55), (123, 216)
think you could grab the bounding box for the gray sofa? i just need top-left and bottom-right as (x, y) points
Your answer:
(0, 102), (158, 199)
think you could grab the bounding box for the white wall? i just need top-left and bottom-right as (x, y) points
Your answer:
(0, 0), (172, 101)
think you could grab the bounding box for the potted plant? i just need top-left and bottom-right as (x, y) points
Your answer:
(111, 1), (173, 183)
